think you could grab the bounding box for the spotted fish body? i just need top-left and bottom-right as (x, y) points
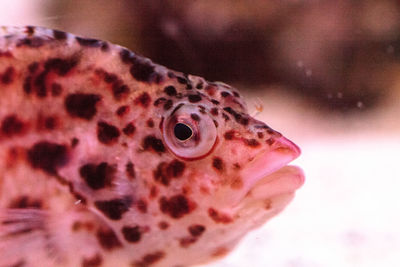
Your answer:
(0, 26), (304, 267)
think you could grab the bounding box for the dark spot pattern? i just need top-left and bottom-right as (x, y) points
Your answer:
(130, 58), (159, 83)
(164, 85), (177, 96)
(184, 235), (203, 248)
(180, 237), (197, 248)
(103, 72), (117, 83)
(1, 115), (26, 137)
(137, 199), (147, 213)
(97, 121), (120, 144)
(76, 37), (102, 47)
(28, 62), (39, 73)
(163, 99), (173, 110)
(198, 105), (206, 114)
(96, 227), (122, 250)
(134, 251), (165, 267)
(212, 157), (224, 172)
(121, 226), (142, 243)
(188, 225), (206, 237)
(1, 66), (15, 84)
(224, 130), (235, 140)
(123, 122), (136, 136)
(79, 162), (116, 190)
(188, 94), (202, 103)
(208, 208), (233, 224)
(126, 161), (136, 179)
(190, 113), (200, 121)
(142, 135), (165, 153)
(153, 97), (166, 107)
(71, 137), (79, 148)
(244, 138), (260, 147)
(44, 57), (78, 76)
(158, 221), (169, 230)
(146, 118), (154, 128)
(210, 108), (219, 116)
(94, 198), (130, 220)
(82, 254), (103, 267)
(9, 196), (42, 209)
(53, 29), (67, 40)
(65, 93), (101, 120)
(25, 26), (35, 35)
(116, 105), (129, 116)
(33, 71), (47, 97)
(27, 141), (68, 174)
(213, 120), (219, 128)
(17, 37), (44, 48)
(159, 194), (196, 219)
(153, 160), (185, 186)
(112, 84), (130, 100)
(23, 76), (32, 94)
(42, 116), (58, 130)
(119, 48), (134, 64)
(220, 91), (231, 97)
(131, 251), (165, 267)
(134, 92), (151, 108)
(223, 107), (249, 125)
(211, 99), (220, 105)
(177, 76), (187, 84)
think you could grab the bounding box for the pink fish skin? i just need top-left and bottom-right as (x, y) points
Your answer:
(0, 26), (304, 267)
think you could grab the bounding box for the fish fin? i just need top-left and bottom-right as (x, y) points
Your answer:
(0, 207), (118, 267)
(0, 208), (54, 267)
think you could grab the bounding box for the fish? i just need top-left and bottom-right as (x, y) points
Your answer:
(0, 26), (304, 267)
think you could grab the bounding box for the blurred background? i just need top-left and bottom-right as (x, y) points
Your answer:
(2, 0), (400, 266)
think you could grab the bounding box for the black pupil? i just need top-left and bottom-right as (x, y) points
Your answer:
(174, 123), (193, 141)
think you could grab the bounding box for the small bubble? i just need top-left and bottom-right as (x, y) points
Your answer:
(296, 60), (304, 68)
(305, 69), (312, 77)
(357, 101), (364, 109)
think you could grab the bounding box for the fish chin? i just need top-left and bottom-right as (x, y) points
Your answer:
(248, 165), (304, 200)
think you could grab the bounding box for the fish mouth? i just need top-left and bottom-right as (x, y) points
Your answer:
(236, 136), (304, 204)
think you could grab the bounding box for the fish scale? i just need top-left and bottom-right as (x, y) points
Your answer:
(0, 26), (304, 267)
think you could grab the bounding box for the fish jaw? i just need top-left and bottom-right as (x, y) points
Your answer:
(233, 135), (304, 205)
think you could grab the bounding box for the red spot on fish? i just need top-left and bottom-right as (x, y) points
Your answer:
(1, 115), (28, 137)
(159, 194), (196, 219)
(134, 92), (151, 108)
(96, 227), (122, 250)
(133, 251), (165, 266)
(208, 208), (233, 224)
(1, 66), (15, 84)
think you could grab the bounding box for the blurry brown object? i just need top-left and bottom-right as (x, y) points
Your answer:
(51, 0), (400, 112)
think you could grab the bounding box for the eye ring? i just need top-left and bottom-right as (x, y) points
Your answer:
(162, 104), (217, 159)
(174, 123), (193, 141)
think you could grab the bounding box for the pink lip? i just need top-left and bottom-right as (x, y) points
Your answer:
(234, 136), (303, 204)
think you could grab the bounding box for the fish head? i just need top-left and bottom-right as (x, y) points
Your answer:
(148, 74), (305, 261)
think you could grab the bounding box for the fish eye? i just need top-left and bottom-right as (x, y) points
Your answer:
(174, 123), (193, 141)
(163, 104), (217, 159)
